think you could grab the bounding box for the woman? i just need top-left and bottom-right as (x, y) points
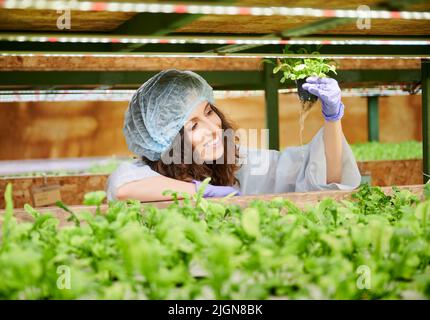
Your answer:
(107, 69), (361, 201)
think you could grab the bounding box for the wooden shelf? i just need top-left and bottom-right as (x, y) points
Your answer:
(0, 184), (425, 227)
(0, 159), (424, 209)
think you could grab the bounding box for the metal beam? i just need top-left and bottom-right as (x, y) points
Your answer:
(382, 0), (427, 10)
(2, 32), (430, 55)
(264, 59), (280, 150)
(2, 41), (429, 56)
(0, 42), (110, 52)
(367, 96), (380, 142)
(112, 13), (203, 52)
(422, 59), (430, 183)
(0, 70), (420, 88)
(0, 71), (263, 89)
(113, 13), (199, 36)
(333, 70), (421, 83)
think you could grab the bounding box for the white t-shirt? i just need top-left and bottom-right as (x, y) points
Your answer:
(106, 127), (361, 201)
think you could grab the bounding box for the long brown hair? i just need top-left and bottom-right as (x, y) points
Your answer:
(142, 105), (242, 186)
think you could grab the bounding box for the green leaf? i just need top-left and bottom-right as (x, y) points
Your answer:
(162, 189), (180, 204)
(194, 177), (211, 208)
(275, 45), (337, 82)
(23, 204), (40, 219)
(199, 198), (209, 213)
(56, 200), (80, 227)
(1, 175), (430, 300)
(415, 201), (430, 228)
(424, 183), (430, 200)
(2, 183), (15, 250)
(241, 207), (260, 238)
(273, 64), (282, 74)
(83, 191), (106, 206)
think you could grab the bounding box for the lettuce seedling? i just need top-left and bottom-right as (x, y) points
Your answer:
(1, 183), (430, 299)
(272, 45), (337, 108)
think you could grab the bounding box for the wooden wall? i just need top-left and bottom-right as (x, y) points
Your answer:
(0, 101), (128, 160)
(0, 94), (422, 160)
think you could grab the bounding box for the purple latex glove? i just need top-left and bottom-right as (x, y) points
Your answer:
(302, 77), (345, 122)
(192, 180), (241, 198)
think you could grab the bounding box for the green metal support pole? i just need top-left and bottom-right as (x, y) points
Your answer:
(367, 96), (380, 142)
(264, 60), (280, 150)
(422, 59), (430, 183)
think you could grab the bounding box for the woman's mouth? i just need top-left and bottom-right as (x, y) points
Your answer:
(204, 135), (222, 149)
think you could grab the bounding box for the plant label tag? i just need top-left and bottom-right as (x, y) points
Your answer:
(32, 185), (62, 207)
(360, 174), (372, 185)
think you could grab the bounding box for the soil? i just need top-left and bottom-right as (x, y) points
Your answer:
(296, 78), (318, 112)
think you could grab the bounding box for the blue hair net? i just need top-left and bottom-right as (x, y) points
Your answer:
(123, 69), (215, 161)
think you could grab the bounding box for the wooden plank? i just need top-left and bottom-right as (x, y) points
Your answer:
(0, 184), (425, 228)
(176, 15), (321, 34)
(209, 0), (383, 9)
(0, 56), (420, 71)
(337, 59), (420, 70)
(0, 159), (424, 209)
(0, 0), (384, 35)
(172, 0), (381, 35)
(0, 9), (135, 32)
(175, 16), (430, 36)
(358, 159), (423, 186)
(0, 55), (262, 71)
(0, 174), (109, 209)
(201, 0), (429, 54)
(0, 1), (428, 36)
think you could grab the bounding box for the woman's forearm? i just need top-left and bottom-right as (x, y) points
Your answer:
(323, 120), (343, 184)
(116, 175), (196, 202)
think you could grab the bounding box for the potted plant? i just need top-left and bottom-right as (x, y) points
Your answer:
(272, 45), (338, 111)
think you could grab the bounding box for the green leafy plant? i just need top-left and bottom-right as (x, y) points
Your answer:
(269, 45), (338, 109)
(1, 183), (430, 299)
(351, 141), (423, 161)
(273, 45), (337, 83)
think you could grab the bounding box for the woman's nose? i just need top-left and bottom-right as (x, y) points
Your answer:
(201, 118), (220, 135)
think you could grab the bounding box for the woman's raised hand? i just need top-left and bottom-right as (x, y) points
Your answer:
(302, 77), (345, 122)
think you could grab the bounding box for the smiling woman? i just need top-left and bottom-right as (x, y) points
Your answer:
(107, 69), (361, 202)
(185, 102), (224, 162)
(143, 102), (242, 188)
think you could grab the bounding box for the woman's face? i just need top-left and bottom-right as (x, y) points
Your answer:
(184, 101), (224, 162)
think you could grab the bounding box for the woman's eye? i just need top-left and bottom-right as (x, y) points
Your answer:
(192, 123), (198, 130)
(206, 109), (213, 116)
